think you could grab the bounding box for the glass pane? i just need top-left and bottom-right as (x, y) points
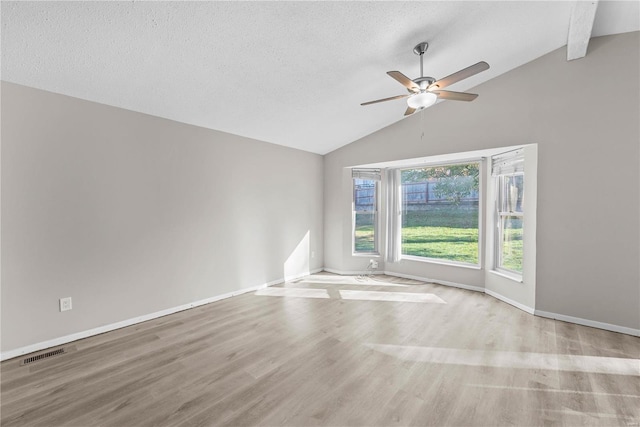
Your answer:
(500, 216), (523, 273)
(355, 212), (376, 252)
(354, 178), (376, 253)
(400, 164), (479, 264)
(500, 175), (524, 213)
(354, 179), (375, 211)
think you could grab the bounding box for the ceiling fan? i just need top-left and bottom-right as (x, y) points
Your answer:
(361, 42), (489, 116)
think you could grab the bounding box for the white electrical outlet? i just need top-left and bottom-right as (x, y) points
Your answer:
(311, 251), (315, 258)
(59, 297), (72, 312)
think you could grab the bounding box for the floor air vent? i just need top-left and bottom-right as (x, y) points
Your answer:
(22, 348), (65, 365)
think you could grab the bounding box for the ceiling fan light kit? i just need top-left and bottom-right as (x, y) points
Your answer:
(361, 41), (490, 117)
(407, 92), (437, 109)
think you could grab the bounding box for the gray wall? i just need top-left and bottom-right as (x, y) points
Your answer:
(324, 32), (639, 330)
(1, 82), (324, 352)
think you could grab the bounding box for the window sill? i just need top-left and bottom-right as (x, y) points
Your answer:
(489, 269), (523, 283)
(352, 253), (380, 257)
(401, 255), (481, 270)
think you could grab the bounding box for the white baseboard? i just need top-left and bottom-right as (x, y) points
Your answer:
(485, 289), (535, 314)
(383, 271), (485, 293)
(535, 310), (640, 337)
(1, 270), (321, 362)
(284, 268), (323, 282)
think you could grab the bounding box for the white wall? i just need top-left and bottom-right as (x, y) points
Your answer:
(1, 82), (324, 353)
(324, 32), (639, 331)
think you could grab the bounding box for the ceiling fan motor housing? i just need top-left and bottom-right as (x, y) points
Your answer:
(413, 76), (436, 91)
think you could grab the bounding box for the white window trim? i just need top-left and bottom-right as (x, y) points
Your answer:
(489, 268), (524, 283)
(402, 255), (482, 270)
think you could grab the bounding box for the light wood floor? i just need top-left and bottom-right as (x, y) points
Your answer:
(2, 273), (639, 426)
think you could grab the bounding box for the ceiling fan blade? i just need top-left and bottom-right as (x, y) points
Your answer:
(431, 90), (478, 102)
(387, 71), (420, 92)
(404, 106), (416, 116)
(361, 94), (409, 106)
(429, 61), (489, 90)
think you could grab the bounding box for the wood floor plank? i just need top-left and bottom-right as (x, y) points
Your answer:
(2, 273), (639, 426)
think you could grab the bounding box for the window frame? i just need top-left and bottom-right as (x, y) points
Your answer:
(398, 160), (482, 267)
(494, 171), (524, 278)
(352, 177), (379, 255)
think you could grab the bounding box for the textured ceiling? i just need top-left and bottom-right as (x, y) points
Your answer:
(2, 1), (639, 154)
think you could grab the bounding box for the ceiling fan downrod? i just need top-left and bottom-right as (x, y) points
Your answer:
(413, 42), (429, 78)
(413, 42), (434, 89)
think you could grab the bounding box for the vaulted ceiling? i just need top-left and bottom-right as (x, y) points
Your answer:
(2, 1), (638, 154)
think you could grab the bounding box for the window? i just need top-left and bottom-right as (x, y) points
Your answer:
(492, 150), (524, 276)
(353, 169), (380, 254)
(400, 162), (480, 265)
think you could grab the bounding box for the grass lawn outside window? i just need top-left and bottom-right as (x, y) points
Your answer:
(401, 204), (479, 264)
(354, 213), (376, 253)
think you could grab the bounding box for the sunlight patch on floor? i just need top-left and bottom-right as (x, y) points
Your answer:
(255, 287), (446, 304)
(466, 384), (640, 399)
(366, 343), (640, 375)
(339, 290), (446, 304)
(540, 408), (639, 423)
(295, 276), (415, 287)
(255, 288), (330, 299)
